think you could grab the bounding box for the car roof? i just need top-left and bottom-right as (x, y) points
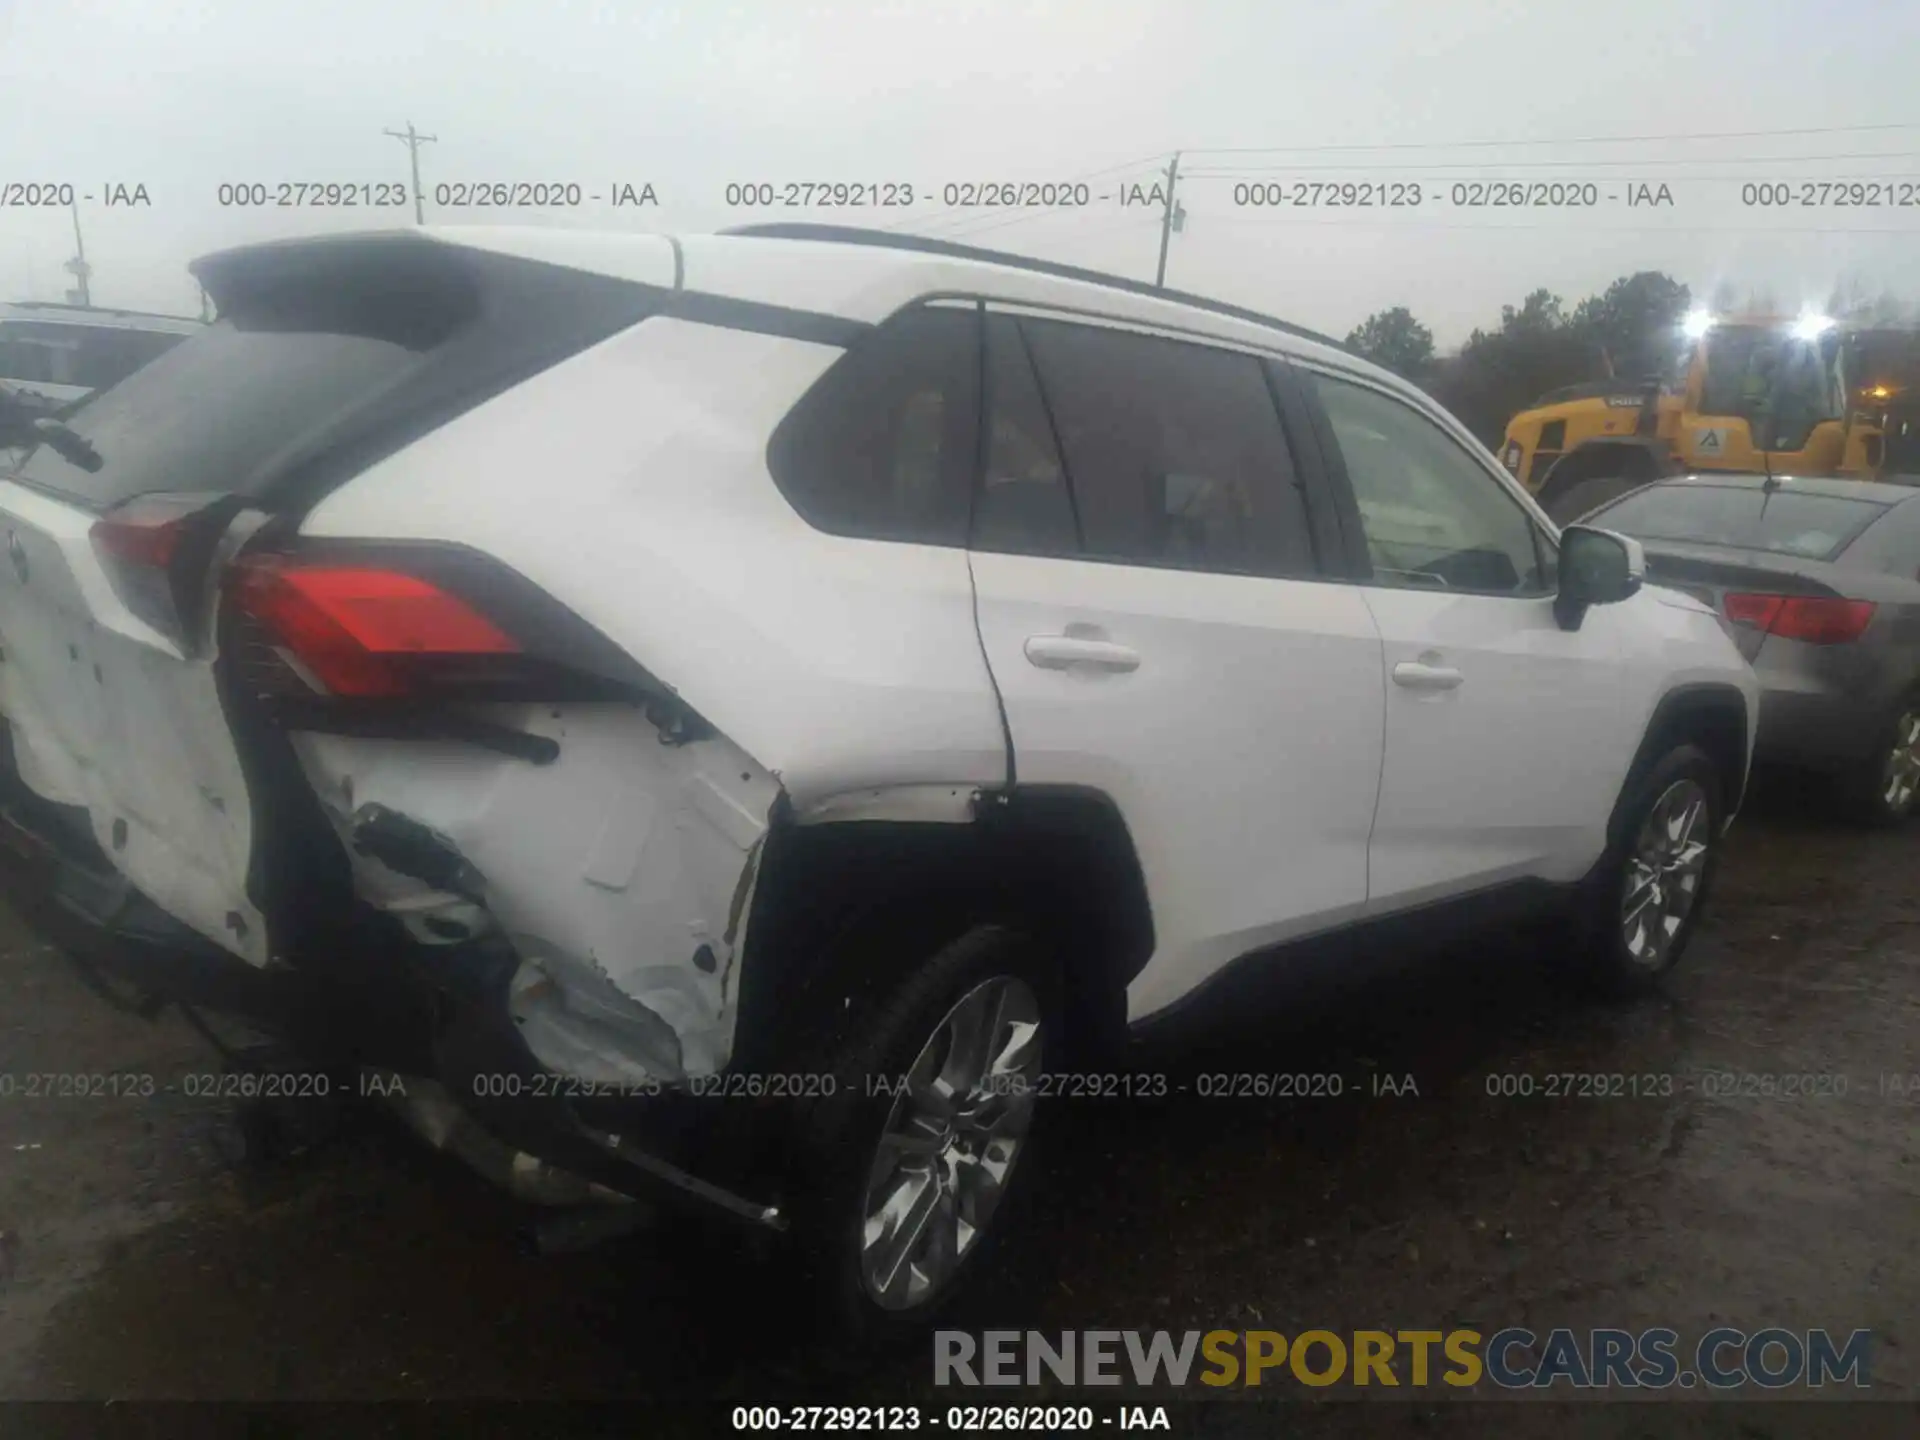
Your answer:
(722, 222), (1352, 353)
(197, 223), (1394, 390)
(0, 302), (204, 334)
(1647, 473), (1920, 506)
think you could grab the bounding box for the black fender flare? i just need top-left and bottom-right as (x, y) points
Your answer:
(1609, 682), (1753, 850)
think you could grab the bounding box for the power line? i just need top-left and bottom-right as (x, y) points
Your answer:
(1185, 172), (1920, 184)
(1195, 216), (1920, 234)
(1183, 150), (1920, 176)
(1183, 120), (1920, 156)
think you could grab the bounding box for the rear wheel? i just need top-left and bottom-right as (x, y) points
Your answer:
(788, 923), (1060, 1360)
(1847, 699), (1920, 826)
(1567, 744), (1725, 997)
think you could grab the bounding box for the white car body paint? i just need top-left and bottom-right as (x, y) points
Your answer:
(296, 314), (1010, 807)
(1357, 586), (1631, 906)
(0, 225), (1762, 1092)
(968, 551), (1386, 1022)
(0, 480), (268, 962)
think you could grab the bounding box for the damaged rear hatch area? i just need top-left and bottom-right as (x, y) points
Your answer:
(0, 231), (663, 964)
(0, 230), (791, 1224)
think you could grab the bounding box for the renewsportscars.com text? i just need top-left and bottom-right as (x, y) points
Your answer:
(934, 1327), (1872, 1390)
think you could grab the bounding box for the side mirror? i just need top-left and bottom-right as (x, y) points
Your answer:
(1555, 525), (1644, 631)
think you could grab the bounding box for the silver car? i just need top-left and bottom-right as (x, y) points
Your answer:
(1580, 473), (1920, 823)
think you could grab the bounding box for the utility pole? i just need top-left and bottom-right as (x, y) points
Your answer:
(1154, 151), (1184, 290)
(384, 121), (438, 225)
(64, 198), (93, 307)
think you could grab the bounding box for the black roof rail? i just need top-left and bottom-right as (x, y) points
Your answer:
(719, 222), (1352, 355)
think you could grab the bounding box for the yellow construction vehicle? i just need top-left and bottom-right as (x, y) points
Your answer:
(1499, 310), (1885, 520)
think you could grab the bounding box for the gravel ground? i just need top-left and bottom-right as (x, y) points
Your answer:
(0, 777), (1915, 1435)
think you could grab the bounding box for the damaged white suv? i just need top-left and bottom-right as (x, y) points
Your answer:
(0, 223), (1756, 1347)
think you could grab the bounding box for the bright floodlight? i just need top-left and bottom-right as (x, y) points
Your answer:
(1791, 313), (1835, 341)
(1682, 308), (1715, 339)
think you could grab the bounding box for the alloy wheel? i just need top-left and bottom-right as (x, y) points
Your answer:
(1880, 709), (1920, 816)
(1621, 778), (1712, 969)
(858, 975), (1042, 1312)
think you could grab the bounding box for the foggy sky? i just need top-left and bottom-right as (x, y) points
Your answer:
(2, 0), (1915, 346)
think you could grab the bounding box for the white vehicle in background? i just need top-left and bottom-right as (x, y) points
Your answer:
(0, 224), (1758, 1352)
(0, 302), (203, 442)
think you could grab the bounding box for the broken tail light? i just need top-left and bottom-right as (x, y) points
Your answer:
(1723, 593), (1876, 645)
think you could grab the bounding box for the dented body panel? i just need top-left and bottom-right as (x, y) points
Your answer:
(292, 704), (781, 1079)
(0, 481), (269, 963)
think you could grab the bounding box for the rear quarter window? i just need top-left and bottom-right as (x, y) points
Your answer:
(765, 306), (979, 547)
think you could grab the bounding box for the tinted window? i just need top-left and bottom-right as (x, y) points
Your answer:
(768, 306), (978, 546)
(17, 323), (425, 507)
(1591, 484), (1887, 561)
(973, 316), (1078, 556)
(1313, 372), (1549, 594)
(1019, 319), (1314, 576)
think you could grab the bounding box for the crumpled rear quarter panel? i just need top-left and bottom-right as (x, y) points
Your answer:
(291, 703), (781, 1078)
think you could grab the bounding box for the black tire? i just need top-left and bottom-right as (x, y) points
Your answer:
(1566, 743), (1726, 998)
(786, 922), (1062, 1363)
(1843, 694), (1920, 827)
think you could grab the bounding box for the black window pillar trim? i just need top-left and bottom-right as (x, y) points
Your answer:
(1260, 357), (1352, 581)
(1006, 314), (1088, 554)
(1270, 358), (1375, 582)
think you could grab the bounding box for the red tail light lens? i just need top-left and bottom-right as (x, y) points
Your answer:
(1723, 592), (1876, 645)
(89, 494), (241, 650)
(1722, 593), (1783, 631)
(233, 558), (519, 697)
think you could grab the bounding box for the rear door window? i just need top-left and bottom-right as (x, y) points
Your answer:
(767, 306), (979, 547)
(1017, 318), (1316, 577)
(1592, 484), (1888, 561)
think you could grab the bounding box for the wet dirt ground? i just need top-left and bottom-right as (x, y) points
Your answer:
(1, 778), (1915, 1435)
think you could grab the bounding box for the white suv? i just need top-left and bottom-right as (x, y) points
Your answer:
(0, 224), (1757, 1347)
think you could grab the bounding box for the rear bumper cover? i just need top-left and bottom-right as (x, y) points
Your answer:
(0, 723), (784, 1232)
(419, 937), (785, 1229)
